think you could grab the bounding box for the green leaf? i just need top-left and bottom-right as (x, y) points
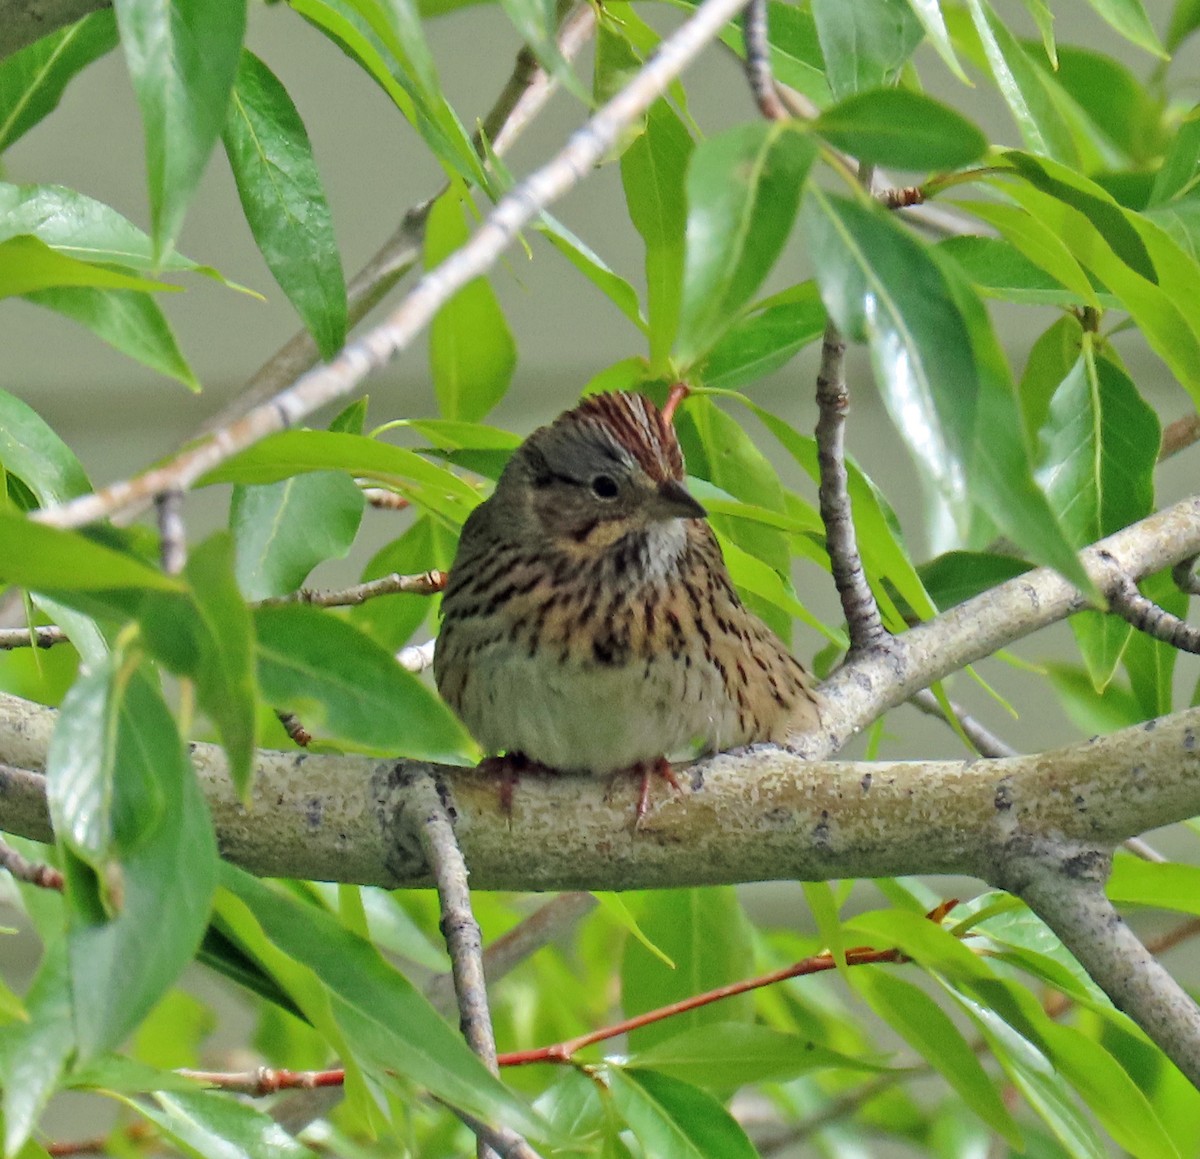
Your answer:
(938, 235), (1102, 308)
(852, 969), (1020, 1144)
(897, 0), (969, 82)
(813, 90), (987, 170)
(0, 942), (74, 1156)
(1124, 570), (1187, 719)
(0, 511), (183, 594)
(24, 287), (198, 390)
(629, 1022), (887, 1086)
(426, 189), (516, 422)
(917, 551), (1031, 610)
(1168, 0), (1200, 50)
(254, 604), (470, 758)
(231, 471), (365, 600)
(115, 0), (248, 258)
(0, 235), (179, 297)
(62, 668), (218, 1060)
(496, 0), (588, 102)
(621, 100), (692, 370)
(697, 283), (825, 389)
(198, 430), (481, 525)
(1037, 348), (1158, 688)
(0, 11), (118, 152)
(140, 535), (259, 794)
(810, 0), (923, 98)
(620, 888), (753, 1052)
(223, 50), (347, 360)
(801, 189), (1090, 592)
(538, 214), (647, 333)
(1150, 109), (1200, 205)
(606, 1069), (757, 1159)
(675, 123), (814, 363)
(128, 1089), (317, 1159)
(1108, 857), (1200, 918)
(0, 389), (90, 506)
(1084, 0), (1165, 56)
(220, 865), (554, 1144)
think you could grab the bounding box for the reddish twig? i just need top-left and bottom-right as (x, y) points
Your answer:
(1161, 412), (1200, 461)
(177, 1065), (346, 1095)
(661, 382), (691, 426)
(0, 836), (63, 891)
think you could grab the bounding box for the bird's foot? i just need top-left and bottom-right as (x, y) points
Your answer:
(633, 756), (682, 827)
(477, 751), (549, 818)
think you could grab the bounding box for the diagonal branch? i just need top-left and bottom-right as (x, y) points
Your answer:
(36, 0), (756, 532)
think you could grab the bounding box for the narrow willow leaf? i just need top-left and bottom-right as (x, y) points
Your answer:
(620, 101), (692, 370)
(1149, 109), (1200, 204)
(620, 889), (753, 1052)
(127, 1090), (317, 1159)
(801, 189), (1089, 592)
(917, 551), (1031, 610)
(538, 214), (647, 333)
(675, 123), (814, 363)
(220, 866), (555, 1144)
(900, 0), (970, 81)
(1084, 0), (1165, 56)
(0, 389), (90, 506)
(606, 1069), (757, 1159)
(64, 670), (218, 1060)
(25, 286), (198, 390)
(813, 89), (988, 170)
(1167, 0), (1200, 51)
(496, 0), (588, 101)
(223, 50), (347, 360)
(426, 189), (516, 422)
(0, 11), (118, 152)
(0, 943), (74, 1156)
(629, 1022), (887, 1086)
(254, 604), (470, 758)
(231, 471), (365, 600)
(114, 0), (247, 258)
(938, 235), (1106, 308)
(0, 235), (178, 297)
(810, 0), (923, 98)
(853, 969), (1020, 1144)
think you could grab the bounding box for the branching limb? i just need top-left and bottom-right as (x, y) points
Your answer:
(1173, 554), (1200, 597)
(995, 845), (1200, 1089)
(1100, 553), (1200, 653)
(156, 490), (186, 576)
(40, 0), (749, 531)
(256, 570), (448, 608)
(741, 0), (786, 120)
(815, 322), (889, 655)
(0, 627), (69, 650)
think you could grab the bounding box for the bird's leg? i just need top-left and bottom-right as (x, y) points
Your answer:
(634, 756), (683, 825)
(477, 751), (548, 816)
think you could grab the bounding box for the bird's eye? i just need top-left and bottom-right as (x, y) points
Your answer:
(590, 473), (619, 500)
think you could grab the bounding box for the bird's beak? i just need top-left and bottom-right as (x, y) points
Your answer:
(649, 478), (707, 522)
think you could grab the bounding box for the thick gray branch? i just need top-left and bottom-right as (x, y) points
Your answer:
(2, 694), (1197, 890)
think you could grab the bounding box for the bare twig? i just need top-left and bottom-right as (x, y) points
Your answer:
(1122, 837), (1167, 863)
(741, 0), (786, 120)
(815, 322), (889, 654)
(1161, 412), (1200, 461)
(156, 490), (186, 576)
(1103, 560), (1200, 654)
(907, 688), (1016, 758)
(409, 771), (507, 1159)
(0, 834), (62, 890)
(362, 488), (412, 512)
(0, 627), (69, 650)
(256, 570), (447, 608)
(36, 0), (755, 532)
(1173, 555), (1200, 597)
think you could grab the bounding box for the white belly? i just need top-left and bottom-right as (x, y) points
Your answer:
(459, 649), (744, 774)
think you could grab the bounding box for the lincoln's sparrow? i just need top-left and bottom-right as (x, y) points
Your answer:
(434, 392), (822, 796)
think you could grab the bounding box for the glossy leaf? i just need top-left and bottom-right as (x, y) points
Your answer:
(125, 1090), (316, 1159)
(220, 866), (553, 1143)
(676, 122), (814, 363)
(629, 1022), (886, 1086)
(810, 0), (922, 98)
(697, 283), (825, 389)
(231, 471), (365, 600)
(115, 0), (247, 258)
(813, 90), (988, 170)
(0, 943), (74, 1156)
(426, 189), (516, 422)
(0, 389), (90, 506)
(1108, 857), (1200, 917)
(223, 50), (347, 360)
(25, 286), (197, 389)
(0, 235), (178, 298)
(62, 669), (218, 1060)
(620, 889), (753, 1052)
(899, 0), (970, 81)
(538, 214), (647, 333)
(254, 604), (470, 758)
(801, 189), (1089, 591)
(620, 100), (692, 370)
(853, 969), (1020, 1143)
(0, 11), (118, 152)
(198, 430), (480, 524)
(917, 551), (1031, 610)
(938, 235), (1105, 308)
(0, 511), (182, 593)
(606, 1068), (757, 1159)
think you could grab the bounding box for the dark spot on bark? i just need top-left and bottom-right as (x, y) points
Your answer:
(994, 780), (1013, 811)
(1073, 794), (1087, 812)
(1144, 718), (1158, 731)
(860, 772), (872, 793)
(812, 810), (831, 851)
(1184, 729), (1196, 752)
(306, 797), (323, 829)
(1062, 849), (1107, 880)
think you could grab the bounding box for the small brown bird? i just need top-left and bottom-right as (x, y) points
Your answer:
(433, 392), (821, 804)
